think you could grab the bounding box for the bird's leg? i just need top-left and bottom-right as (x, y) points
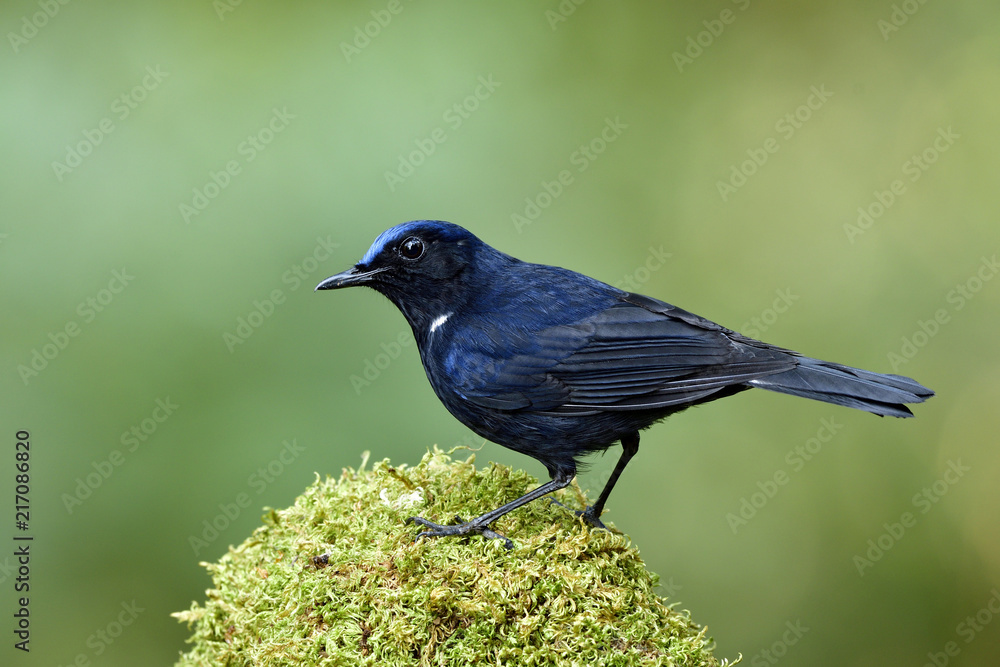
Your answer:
(555, 432), (640, 530)
(407, 469), (575, 549)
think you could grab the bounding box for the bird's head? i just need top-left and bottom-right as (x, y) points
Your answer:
(316, 220), (496, 332)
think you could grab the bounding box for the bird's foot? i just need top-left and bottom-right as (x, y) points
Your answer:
(549, 499), (608, 530)
(406, 515), (514, 550)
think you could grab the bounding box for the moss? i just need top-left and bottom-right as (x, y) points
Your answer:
(174, 448), (732, 666)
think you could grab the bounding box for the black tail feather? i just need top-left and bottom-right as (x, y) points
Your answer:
(747, 358), (933, 418)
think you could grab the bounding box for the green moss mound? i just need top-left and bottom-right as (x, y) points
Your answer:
(174, 448), (729, 666)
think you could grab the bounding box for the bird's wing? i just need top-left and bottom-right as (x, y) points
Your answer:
(458, 292), (797, 414)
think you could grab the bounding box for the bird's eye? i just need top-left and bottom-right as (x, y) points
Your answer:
(399, 237), (424, 260)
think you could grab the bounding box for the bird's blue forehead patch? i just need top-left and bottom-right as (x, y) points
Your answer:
(359, 220), (476, 265)
(360, 226), (407, 265)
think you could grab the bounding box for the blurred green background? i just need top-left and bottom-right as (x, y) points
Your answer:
(2, 1), (999, 665)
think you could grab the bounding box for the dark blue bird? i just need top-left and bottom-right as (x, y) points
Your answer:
(316, 221), (933, 548)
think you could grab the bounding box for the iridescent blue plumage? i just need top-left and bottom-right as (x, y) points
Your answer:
(317, 220), (933, 548)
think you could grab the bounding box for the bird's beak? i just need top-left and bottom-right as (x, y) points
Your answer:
(314, 266), (384, 291)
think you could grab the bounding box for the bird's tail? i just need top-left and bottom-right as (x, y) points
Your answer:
(746, 357), (934, 418)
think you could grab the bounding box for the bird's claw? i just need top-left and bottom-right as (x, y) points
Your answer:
(549, 498), (608, 530)
(406, 515), (514, 549)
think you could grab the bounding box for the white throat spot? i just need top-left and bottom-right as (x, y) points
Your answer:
(429, 312), (452, 334)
